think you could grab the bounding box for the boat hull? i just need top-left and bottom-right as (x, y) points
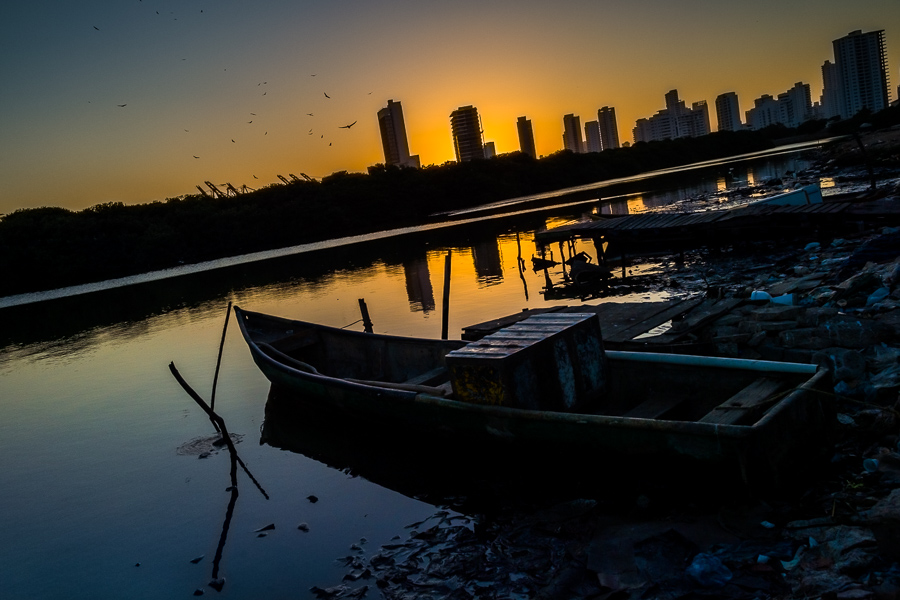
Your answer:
(236, 306), (835, 491)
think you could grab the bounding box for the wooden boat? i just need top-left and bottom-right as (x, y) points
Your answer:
(235, 306), (834, 491)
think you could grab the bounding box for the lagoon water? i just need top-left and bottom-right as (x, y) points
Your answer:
(0, 145), (824, 598)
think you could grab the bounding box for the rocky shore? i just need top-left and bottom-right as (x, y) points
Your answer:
(309, 136), (900, 600)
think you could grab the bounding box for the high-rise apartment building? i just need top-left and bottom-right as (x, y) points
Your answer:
(820, 60), (843, 119)
(377, 99), (419, 168)
(584, 121), (602, 153)
(632, 90), (709, 143)
(562, 114), (584, 153)
(516, 116), (536, 158)
(830, 30), (890, 119)
(745, 94), (780, 130)
(450, 105), (484, 162)
(744, 82), (812, 130)
(715, 92), (742, 131)
(778, 82), (812, 128)
(597, 106), (619, 150)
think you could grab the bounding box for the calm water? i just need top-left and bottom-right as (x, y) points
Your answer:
(0, 146), (824, 598)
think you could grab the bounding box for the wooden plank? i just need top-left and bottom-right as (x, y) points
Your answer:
(404, 366), (448, 386)
(698, 377), (786, 425)
(646, 298), (743, 344)
(623, 396), (683, 419)
(604, 298), (703, 343)
(461, 307), (564, 340)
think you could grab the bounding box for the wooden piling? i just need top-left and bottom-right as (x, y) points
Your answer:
(358, 298), (373, 333)
(441, 252), (452, 340)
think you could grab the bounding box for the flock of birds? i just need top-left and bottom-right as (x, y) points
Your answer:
(91, 2), (367, 189)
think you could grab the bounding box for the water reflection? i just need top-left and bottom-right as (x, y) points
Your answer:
(260, 386), (614, 513)
(402, 256), (435, 313)
(471, 238), (504, 285)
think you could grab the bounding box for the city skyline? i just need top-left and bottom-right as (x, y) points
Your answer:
(1, 0), (898, 213)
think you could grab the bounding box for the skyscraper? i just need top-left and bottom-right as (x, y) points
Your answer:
(597, 107), (619, 150)
(745, 94), (780, 130)
(830, 30), (890, 119)
(820, 60), (842, 119)
(450, 105), (484, 162)
(562, 114), (584, 153)
(778, 82), (812, 128)
(715, 92), (742, 131)
(632, 90), (709, 142)
(377, 99), (419, 168)
(516, 116), (536, 158)
(584, 121), (602, 153)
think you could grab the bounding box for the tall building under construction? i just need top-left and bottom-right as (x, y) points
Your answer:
(450, 105), (484, 162)
(377, 99), (419, 168)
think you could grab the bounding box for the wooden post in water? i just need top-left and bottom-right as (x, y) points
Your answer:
(441, 252), (452, 340)
(358, 298), (373, 333)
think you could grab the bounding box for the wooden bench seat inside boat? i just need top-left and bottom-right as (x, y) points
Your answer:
(698, 377), (786, 425)
(623, 396), (684, 419)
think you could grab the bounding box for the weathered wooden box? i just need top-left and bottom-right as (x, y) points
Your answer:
(445, 313), (608, 411)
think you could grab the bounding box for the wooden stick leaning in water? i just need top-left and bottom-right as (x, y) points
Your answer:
(168, 362), (269, 500)
(209, 301), (232, 421)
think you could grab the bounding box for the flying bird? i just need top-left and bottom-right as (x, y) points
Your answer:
(307, 113), (313, 116)
(253, 174), (258, 179)
(117, 104), (127, 107)
(193, 155), (199, 159)
(231, 139), (235, 143)
(339, 121), (357, 129)
(323, 92), (330, 98)
(93, 26), (100, 31)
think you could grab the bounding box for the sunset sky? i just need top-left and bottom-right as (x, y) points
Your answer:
(1, 0), (897, 214)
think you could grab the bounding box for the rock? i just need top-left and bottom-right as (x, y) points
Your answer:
(793, 569), (854, 597)
(817, 348), (868, 382)
(781, 328), (831, 350)
(747, 331), (767, 347)
(750, 305), (804, 321)
(865, 488), (900, 557)
(799, 306), (840, 327)
(818, 317), (893, 349)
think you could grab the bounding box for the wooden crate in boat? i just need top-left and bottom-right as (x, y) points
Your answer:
(445, 313), (608, 411)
